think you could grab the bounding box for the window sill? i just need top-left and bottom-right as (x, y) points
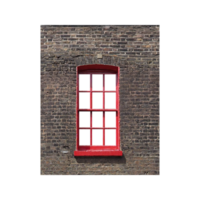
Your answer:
(74, 150), (123, 156)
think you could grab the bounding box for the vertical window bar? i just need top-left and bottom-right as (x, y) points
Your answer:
(101, 75), (105, 108)
(114, 75), (118, 108)
(94, 75), (95, 90)
(81, 130), (82, 144)
(94, 75), (95, 108)
(103, 74), (105, 146)
(81, 112), (82, 126)
(90, 74), (92, 109)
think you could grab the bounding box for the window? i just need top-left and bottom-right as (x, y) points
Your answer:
(74, 64), (122, 156)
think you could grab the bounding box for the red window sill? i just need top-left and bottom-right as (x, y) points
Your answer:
(74, 150), (123, 156)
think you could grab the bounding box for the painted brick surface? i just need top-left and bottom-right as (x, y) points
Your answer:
(41, 25), (159, 175)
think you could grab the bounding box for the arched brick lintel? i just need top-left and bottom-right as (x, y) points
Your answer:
(77, 64), (119, 72)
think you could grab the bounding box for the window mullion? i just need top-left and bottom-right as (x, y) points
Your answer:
(104, 112), (107, 144)
(114, 75), (118, 109)
(114, 112), (118, 145)
(88, 74), (92, 108)
(114, 75), (118, 145)
(77, 75), (81, 146)
(103, 74), (105, 146)
(78, 75), (81, 108)
(90, 74), (92, 146)
(103, 112), (105, 146)
(90, 112), (94, 145)
(88, 112), (91, 144)
(103, 75), (107, 108)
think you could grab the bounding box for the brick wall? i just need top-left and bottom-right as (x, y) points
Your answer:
(41, 25), (159, 175)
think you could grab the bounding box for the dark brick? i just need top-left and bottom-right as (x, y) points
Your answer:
(76, 35), (86, 37)
(68, 38), (78, 40)
(126, 38), (137, 41)
(120, 35), (128, 37)
(134, 49), (143, 51)
(110, 45), (120, 48)
(111, 38), (120, 41)
(126, 31), (136, 34)
(41, 25), (159, 175)
(119, 48), (127, 51)
(118, 42), (127, 44)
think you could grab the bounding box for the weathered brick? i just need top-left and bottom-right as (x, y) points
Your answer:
(76, 34), (86, 37)
(61, 35), (70, 37)
(41, 25), (159, 175)
(118, 42), (127, 44)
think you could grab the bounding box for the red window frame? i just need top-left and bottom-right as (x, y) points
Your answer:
(74, 64), (122, 156)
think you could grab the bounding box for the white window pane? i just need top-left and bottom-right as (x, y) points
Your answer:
(92, 74), (103, 91)
(92, 93), (103, 109)
(105, 93), (116, 109)
(105, 74), (116, 91)
(92, 112), (103, 127)
(79, 92), (90, 109)
(105, 129), (116, 146)
(92, 129), (103, 145)
(105, 112), (116, 127)
(79, 129), (90, 146)
(79, 112), (90, 128)
(79, 74), (90, 91)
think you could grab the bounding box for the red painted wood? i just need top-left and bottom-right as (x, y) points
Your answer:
(90, 74), (92, 109)
(78, 112), (82, 144)
(104, 93), (110, 109)
(114, 75), (118, 109)
(103, 111), (105, 146)
(88, 112), (91, 144)
(77, 64), (118, 72)
(104, 112), (107, 127)
(79, 127), (116, 129)
(114, 112), (118, 146)
(88, 112), (90, 127)
(78, 146), (119, 150)
(76, 68), (79, 150)
(79, 109), (118, 111)
(80, 71), (116, 74)
(117, 67), (120, 148)
(88, 130), (91, 145)
(90, 112), (94, 145)
(75, 65), (121, 156)
(104, 74), (108, 91)
(101, 130), (104, 145)
(101, 75), (104, 91)
(105, 130), (107, 144)
(74, 150), (123, 156)
(79, 90), (117, 93)
(101, 75), (105, 109)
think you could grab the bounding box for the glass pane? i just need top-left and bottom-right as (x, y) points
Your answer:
(92, 74), (103, 91)
(105, 74), (116, 91)
(92, 112), (103, 127)
(105, 93), (116, 109)
(105, 112), (116, 127)
(79, 112), (90, 127)
(79, 129), (90, 146)
(92, 129), (103, 146)
(79, 74), (90, 91)
(79, 92), (90, 109)
(105, 129), (116, 146)
(92, 92), (103, 109)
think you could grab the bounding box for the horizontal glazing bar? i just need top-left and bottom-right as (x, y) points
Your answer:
(79, 126), (117, 130)
(79, 91), (116, 92)
(79, 109), (118, 111)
